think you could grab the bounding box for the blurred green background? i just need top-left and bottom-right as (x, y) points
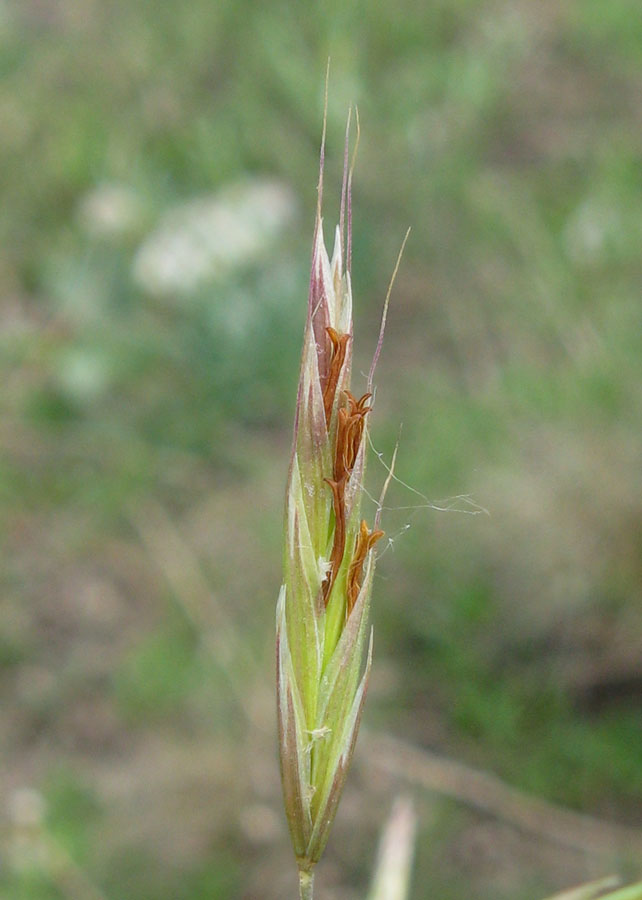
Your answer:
(2, 1), (641, 898)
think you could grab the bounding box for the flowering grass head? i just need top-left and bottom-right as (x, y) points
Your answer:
(276, 114), (387, 885)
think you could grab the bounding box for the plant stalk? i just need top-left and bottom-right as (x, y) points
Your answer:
(299, 870), (314, 900)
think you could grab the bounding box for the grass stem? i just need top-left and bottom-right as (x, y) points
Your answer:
(299, 870), (314, 900)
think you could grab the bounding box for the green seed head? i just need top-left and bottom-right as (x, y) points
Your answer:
(277, 125), (383, 874)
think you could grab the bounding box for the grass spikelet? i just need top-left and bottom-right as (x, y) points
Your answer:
(276, 105), (389, 894)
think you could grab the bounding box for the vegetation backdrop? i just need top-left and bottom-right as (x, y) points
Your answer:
(2, 1), (641, 898)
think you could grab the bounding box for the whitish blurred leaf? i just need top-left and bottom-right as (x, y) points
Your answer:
(367, 796), (417, 900)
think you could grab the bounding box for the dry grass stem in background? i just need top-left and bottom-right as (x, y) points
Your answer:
(128, 498), (272, 731)
(366, 733), (642, 859)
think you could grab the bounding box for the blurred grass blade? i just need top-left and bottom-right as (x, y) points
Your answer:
(367, 796), (417, 900)
(543, 878), (642, 900)
(598, 885), (642, 900)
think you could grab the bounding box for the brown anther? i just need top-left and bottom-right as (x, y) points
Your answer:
(322, 327), (350, 428)
(346, 520), (384, 616)
(323, 384), (375, 608)
(333, 407), (353, 483)
(345, 391), (372, 416)
(332, 390), (372, 483)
